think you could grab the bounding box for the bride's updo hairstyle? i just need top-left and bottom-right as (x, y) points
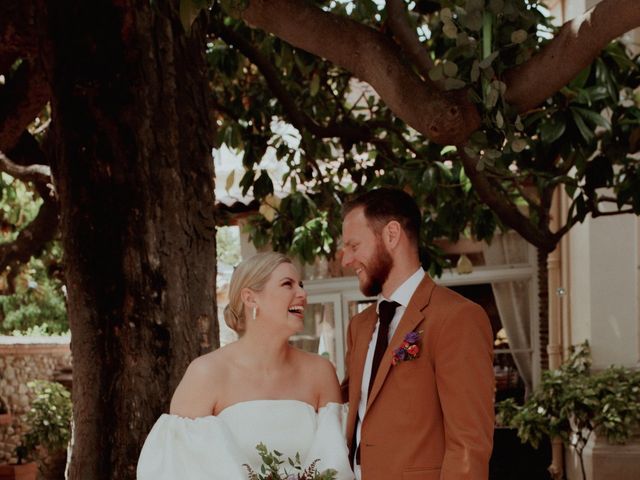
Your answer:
(223, 252), (292, 335)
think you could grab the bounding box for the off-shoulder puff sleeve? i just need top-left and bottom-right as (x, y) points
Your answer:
(303, 403), (354, 480)
(137, 414), (247, 480)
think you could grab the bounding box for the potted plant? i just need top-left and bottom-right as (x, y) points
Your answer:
(497, 342), (640, 480)
(0, 445), (37, 480)
(0, 380), (72, 480)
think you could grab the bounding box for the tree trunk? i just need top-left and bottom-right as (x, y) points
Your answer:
(537, 248), (549, 371)
(40, 1), (217, 478)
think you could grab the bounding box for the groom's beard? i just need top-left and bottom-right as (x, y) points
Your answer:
(360, 238), (392, 297)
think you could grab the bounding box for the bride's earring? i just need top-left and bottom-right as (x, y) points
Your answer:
(252, 306), (257, 321)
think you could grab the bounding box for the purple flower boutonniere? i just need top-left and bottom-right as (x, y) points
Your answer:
(392, 330), (423, 366)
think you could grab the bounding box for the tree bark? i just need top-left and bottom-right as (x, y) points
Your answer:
(40, 1), (217, 478)
(537, 249), (549, 371)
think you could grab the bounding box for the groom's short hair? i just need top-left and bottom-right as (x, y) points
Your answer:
(343, 188), (421, 247)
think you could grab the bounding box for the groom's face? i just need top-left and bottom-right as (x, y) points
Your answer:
(341, 207), (393, 296)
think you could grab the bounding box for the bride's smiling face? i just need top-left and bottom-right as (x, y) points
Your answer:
(254, 262), (307, 333)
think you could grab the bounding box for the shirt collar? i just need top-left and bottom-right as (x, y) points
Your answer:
(376, 267), (425, 311)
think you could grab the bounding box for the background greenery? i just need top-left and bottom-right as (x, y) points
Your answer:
(0, 172), (66, 335)
(497, 342), (640, 480)
(208, 0), (639, 275)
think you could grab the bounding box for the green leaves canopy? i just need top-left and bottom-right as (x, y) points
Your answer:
(207, 0), (640, 270)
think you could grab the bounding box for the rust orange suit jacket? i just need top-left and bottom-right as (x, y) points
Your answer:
(342, 275), (495, 480)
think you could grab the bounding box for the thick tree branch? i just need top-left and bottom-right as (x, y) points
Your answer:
(0, 0), (39, 62)
(0, 59), (50, 151)
(0, 186), (58, 277)
(505, 0), (640, 112)
(593, 208), (634, 217)
(458, 148), (557, 252)
(386, 0), (436, 82)
(552, 197), (635, 241)
(212, 20), (373, 143)
(0, 51), (20, 78)
(6, 130), (50, 167)
(239, 0), (481, 146)
(0, 129), (57, 292)
(0, 150), (51, 183)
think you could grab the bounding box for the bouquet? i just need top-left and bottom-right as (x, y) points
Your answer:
(244, 443), (337, 480)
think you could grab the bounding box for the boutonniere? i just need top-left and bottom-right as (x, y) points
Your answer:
(392, 330), (423, 366)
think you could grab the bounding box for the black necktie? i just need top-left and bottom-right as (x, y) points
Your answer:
(367, 300), (400, 397)
(353, 300), (401, 466)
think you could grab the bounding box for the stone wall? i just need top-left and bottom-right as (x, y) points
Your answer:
(0, 336), (71, 464)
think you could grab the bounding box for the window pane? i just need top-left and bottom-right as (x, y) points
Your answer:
(289, 302), (337, 366)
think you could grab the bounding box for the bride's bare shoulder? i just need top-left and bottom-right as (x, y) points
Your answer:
(187, 347), (231, 376)
(293, 349), (341, 405)
(169, 347), (233, 417)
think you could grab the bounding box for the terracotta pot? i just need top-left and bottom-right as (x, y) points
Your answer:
(0, 413), (12, 426)
(0, 462), (38, 480)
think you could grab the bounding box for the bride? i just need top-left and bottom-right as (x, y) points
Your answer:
(137, 252), (354, 480)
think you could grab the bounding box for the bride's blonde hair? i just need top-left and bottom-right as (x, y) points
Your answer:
(223, 252), (292, 335)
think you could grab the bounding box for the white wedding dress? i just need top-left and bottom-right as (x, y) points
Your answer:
(137, 399), (354, 480)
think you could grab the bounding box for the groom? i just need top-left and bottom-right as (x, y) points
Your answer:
(340, 188), (494, 480)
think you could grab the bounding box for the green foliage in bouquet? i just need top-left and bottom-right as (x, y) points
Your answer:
(244, 443), (337, 480)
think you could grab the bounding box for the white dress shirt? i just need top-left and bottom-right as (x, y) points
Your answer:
(354, 267), (425, 479)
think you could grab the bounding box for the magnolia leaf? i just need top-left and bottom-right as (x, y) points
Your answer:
(515, 115), (524, 131)
(479, 51), (499, 69)
(225, 169), (235, 192)
(440, 8), (453, 20)
(484, 148), (501, 160)
(512, 138), (528, 153)
(570, 108), (595, 142)
(466, 0), (484, 12)
(294, 55), (313, 76)
(463, 12), (483, 31)
(460, 169), (472, 193)
(443, 22), (458, 39)
(482, 65), (496, 80)
(470, 60), (480, 82)
(485, 87), (499, 108)
(239, 170), (255, 196)
(495, 110), (504, 129)
(463, 146), (478, 158)
(456, 33), (470, 46)
(492, 80), (507, 96)
(179, 0), (206, 32)
(572, 106), (611, 130)
(443, 61), (459, 78)
(444, 78), (466, 90)
(429, 64), (444, 81)
(440, 145), (457, 155)
(470, 130), (488, 147)
(540, 118), (566, 144)
(489, 0), (505, 13)
(310, 72), (320, 97)
(511, 29), (528, 44)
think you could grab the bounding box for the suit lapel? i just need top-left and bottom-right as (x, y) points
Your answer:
(366, 275), (437, 409)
